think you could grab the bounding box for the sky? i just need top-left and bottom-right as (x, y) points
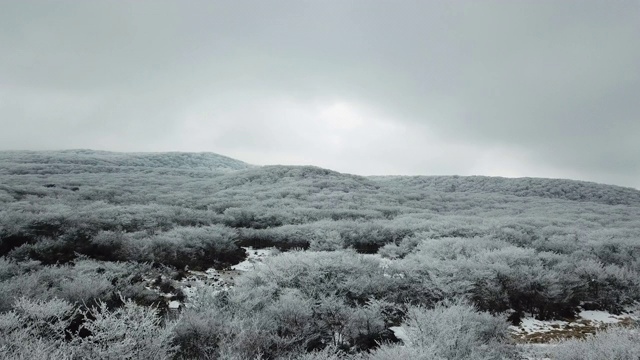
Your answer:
(1, 1), (639, 189)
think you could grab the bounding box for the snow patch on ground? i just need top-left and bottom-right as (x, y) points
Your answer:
(510, 306), (639, 343)
(168, 300), (181, 309)
(390, 326), (410, 344)
(231, 247), (274, 271)
(171, 246), (275, 309)
(179, 268), (231, 302)
(578, 310), (623, 324)
(515, 318), (570, 334)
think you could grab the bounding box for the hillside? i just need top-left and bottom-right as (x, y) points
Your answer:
(1, 150), (640, 359)
(0, 149), (252, 175)
(373, 175), (640, 206)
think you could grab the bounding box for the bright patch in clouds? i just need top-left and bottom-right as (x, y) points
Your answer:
(175, 96), (403, 168)
(172, 96), (561, 178)
(320, 102), (366, 130)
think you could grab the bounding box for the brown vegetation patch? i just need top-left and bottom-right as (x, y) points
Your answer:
(512, 317), (636, 344)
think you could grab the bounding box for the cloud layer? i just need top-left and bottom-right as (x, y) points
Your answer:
(1, 1), (639, 188)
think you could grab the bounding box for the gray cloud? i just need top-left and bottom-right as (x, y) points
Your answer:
(1, 0), (638, 188)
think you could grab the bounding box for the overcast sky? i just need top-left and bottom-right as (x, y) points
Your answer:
(1, 1), (639, 188)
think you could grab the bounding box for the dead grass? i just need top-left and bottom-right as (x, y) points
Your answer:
(512, 317), (636, 344)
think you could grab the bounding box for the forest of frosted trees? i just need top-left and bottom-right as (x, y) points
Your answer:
(1, 150), (640, 359)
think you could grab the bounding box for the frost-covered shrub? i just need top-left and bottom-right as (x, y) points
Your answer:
(8, 237), (78, 264)
(0, 318), (75, 359)
(492, 223), (539, 247)
(0, 269), (60, 312)
(237, 225), (313, 250)
(396, 236), (637, 318)
(0, 232), (36, 258)
(88, 230), (127, 261)
(124, 225), (244, 270)
(584, 230), (640, 267)
(173, 285), (313, 359)
(74, 299), (176, 360)
(531, 233), (582, 254)
(343, 299), (390, 351)
(412, 236), (512, 261)
(0, 296), (176, 360)
(369, 344), (444, 360)
(381, 300), (515, 360)
(237, 248), (440, 307)
(0, 257), (21, 281)
(237, 250), (395, 304)
(0, 259), (161, 313)
(266, 289), (316, 341)
(172, 308), (229, 360)
(551, 326), (640, 360)
(223, 207), (285, 229)
(377, 234), (421, 259)
(571, 258), (640, 312)
(60, 275), (113, 306)
(292, 346), (346, 360)
(337, 221), (412, 254)
(0, 298), (75, 359)
(11, 297), (75, 340)
(309, 229), (344, 251)
(174, 272), (395, 358)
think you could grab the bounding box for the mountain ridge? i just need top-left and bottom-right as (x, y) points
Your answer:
(1, 149), (638, 206)
(0, 149), (252, 172)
